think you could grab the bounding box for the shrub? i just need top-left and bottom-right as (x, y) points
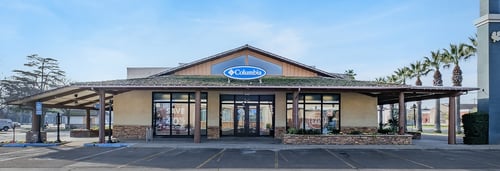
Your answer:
(349, 130), (362, 135)
(287, 128), (321, 135)
(462, 112), (489, 144)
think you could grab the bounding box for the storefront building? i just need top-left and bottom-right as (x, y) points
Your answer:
(9, 45), (476, 143)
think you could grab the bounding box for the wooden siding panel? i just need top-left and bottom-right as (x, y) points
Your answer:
(173, 49), (318, 77)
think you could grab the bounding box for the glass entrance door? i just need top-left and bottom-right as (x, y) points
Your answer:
(235, 104), (259, 136)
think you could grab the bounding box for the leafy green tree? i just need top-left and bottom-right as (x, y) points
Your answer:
(424, 50), (445, 133)
(344, 69), (357, 79)
(0, 54), (66, 124)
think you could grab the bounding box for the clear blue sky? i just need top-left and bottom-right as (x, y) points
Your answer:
(0, 0), (479, 105)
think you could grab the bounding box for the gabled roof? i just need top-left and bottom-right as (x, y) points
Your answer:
(152, 44), (345, 79)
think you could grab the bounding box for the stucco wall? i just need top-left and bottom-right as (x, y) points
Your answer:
(114, 90), (152, 126)
(207, 91), (220, 127)
(275, 92), (286, 127)
(341, 92), (377, 127)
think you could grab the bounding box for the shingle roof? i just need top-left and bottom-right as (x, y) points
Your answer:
(72, 75), (404, 89)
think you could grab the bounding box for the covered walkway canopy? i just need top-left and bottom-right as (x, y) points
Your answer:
(8, 75), (478, 144)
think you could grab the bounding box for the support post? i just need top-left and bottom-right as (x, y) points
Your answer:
(86, 108), (91, 130)
(448, 94), (457, 144)
(456, 96), (462, 134)
(98, 90), (106, 143)
(417, 101), (423, 132)
(194, 91), (201, 143)
(56, 112), (61, 143)
(398, 92), (406, 135)
(292, 91), (299, 129)
(108, 100), (113, 143)
(378, 105), (383, 129)
(434, 99), (442, 133)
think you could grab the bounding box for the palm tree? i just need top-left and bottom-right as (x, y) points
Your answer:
(394, 67), (411, 85)
(386, 75), (400, 84)
(468, 35), (477, 56)
(408, 60), (430, 132)
(424, 50), (445, 133)
(375, 77), (386, 83)
(384, 74), (400, 125)
(443, 43), (472, 86)
(443, 43), (474, 134)
(409, 61), (430, 86)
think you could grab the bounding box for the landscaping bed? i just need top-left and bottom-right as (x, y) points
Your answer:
(70, 129), (112, 137)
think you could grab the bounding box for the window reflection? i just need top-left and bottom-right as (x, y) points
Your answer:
(211, 56), (246, 75)
(248, 56), (282, 75)
(286, 93), (340, 134)
(153, 92), (207, 136)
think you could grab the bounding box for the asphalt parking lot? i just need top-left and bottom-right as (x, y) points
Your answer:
(1, 146), (500, 169)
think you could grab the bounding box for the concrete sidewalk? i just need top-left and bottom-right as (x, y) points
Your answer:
(111, 134), (500, 150)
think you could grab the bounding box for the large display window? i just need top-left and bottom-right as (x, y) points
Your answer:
(286, 93), (340, 134)
(153, 92), (207, 137)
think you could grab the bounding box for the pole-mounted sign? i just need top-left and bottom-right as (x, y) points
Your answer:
(35, 102), (42, 115)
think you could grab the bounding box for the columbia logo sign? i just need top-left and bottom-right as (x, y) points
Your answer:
(223, 66), (267, 80)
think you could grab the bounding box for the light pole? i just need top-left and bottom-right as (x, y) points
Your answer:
(56, 112), (61, 143)
(107, 100), (113, 143)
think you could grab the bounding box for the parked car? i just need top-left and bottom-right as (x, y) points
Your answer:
(0, 119), (13, 131)
(12, 122), (21, 128)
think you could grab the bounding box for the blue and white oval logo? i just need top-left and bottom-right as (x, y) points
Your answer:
(223, 66), (267, 80)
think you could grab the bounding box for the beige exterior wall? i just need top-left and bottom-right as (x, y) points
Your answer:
(274, 91), (287, 127)
(207, 91), (220, 127)
(340, 92), (378, 127)
(114, 90), (152, 126)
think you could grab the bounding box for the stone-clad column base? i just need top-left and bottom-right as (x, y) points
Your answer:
(114, 125), (150, 139)
(207, 126), (220, 139)
(274, 127), (286, 139)
(341, 127), (378, 134)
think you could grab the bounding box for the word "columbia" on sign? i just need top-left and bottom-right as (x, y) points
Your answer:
(223, 66), (267, 80)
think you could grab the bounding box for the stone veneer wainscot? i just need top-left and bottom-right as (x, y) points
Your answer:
(283, 134), (412, 145)
(114, 125), (150, 139)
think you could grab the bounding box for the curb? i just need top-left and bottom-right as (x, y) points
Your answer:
(83, 143), (129, 147)
(1, 143), (60, 147)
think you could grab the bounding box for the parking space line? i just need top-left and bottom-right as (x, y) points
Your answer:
(73, 147), (126, 161)
(117, 148), (176, 168)
(278, 151), (289, 162)
(195, 148), (226, 169)
(374, 149), (434, 169)
(324, 149), (357, 169)
(452, 150), (500, 168)
(0, 148), (55, 162)
(274, 151), (278, 168)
